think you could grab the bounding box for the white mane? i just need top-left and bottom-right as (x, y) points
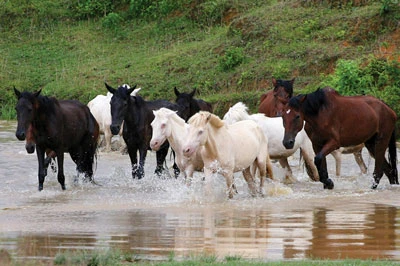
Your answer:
(223, 102), (251, 125)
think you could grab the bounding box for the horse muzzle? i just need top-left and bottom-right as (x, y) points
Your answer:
(150, 140), (160, 151)
(16, 131), (26, 141)
(282, 139), (295, 149)
(25, 143), (35, 154)
(110, 125), (120, 135)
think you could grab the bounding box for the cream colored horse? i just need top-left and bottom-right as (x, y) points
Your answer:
(223, 102), (318, 183)
(150, 108), (203, 182)
(182, 111), (273, 199)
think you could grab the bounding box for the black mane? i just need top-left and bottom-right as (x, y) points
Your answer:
(275, 79), (294, 97)
(288, 88), (327, 116)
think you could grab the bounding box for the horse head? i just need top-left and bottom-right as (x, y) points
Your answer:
(150, 108), (176, 151)
(223, 102), (250, 125)
(282, 95), (306, 149)
(183, 111), (212, 157)
(174, 87), (198, 121)
(14, 87), (41, 141)
(272, 78), (295, 116)
(105, 82), (137, 135)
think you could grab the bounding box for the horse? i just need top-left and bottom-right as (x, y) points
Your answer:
(174, 87), (213, 121)
(258, 78), (367, 176)
(25, 123), (57, 176)
(223, 102), (319, 183)
(282, 87), (398, 189)
(258, 78), (295, 117)
(14, 88), (99, 191)
(182, 111), (273, 199)
(105, 83), (181, 179)
(150, 108), (204, 182)
(87, 88), (140, 152)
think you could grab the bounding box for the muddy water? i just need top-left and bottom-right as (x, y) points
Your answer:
(0, 120), (400, 262)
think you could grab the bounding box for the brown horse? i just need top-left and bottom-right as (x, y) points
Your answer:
(15, 88), (100, 191)
(258, 78), (295, 117)
(282, 87), (398, 189)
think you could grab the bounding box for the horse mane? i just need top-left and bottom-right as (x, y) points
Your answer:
(20, 91), (58, 114)
(154, 108), (185, 126)
(189, 111), (224, 128)
(289, 88), (327, 116)
(224, 102), (251, 121)
(275, 79), (294, 97)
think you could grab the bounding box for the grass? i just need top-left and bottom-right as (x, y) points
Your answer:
(1, 248), (399, 266)
(0, 0), (399, 125)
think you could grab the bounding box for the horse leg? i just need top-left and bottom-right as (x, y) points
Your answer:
(353, 149), (367, 174)
(104, 127), (112, 152)
(300, 147), (319, 181)
(242, 167), (257, 197)
(155, 145), (168, 177)
(314, 141), (337, 189)
(137, 147), (147, 179)
(279, 158), (295, 184)
(222, 169), (235, 199)
(330, 149), (341, 176)
(255, 157), (267, 196)
(36, 147), (47, 191)
(171, 150), (180, 178)
(127, 145), (139, 179)
(364, 137), (385, 188)
(55, 150), (66, 190)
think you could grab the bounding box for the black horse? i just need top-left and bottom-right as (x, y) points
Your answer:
(174, 87), (213, 121)
(105, 83), (182, 179)
(14, 88), (99, 191)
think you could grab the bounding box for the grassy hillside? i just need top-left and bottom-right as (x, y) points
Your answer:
(1, 0), (399, 132)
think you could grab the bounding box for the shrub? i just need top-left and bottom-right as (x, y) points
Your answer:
(219, 46), (245, 71)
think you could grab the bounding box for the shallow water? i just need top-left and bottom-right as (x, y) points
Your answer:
(0, 120), (399, 262)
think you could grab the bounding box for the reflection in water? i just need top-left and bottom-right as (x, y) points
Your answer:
(0, 120), (400, 262)
(3, 204), (399, 261)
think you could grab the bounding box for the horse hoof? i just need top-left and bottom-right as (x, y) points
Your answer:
(61, 185), (66, 190)
(323, 179), (334, 189)
(38, 185), (43, 191)
(371, 182), (378, 189)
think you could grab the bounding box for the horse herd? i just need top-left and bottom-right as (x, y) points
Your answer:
(13, 78), (398, 197)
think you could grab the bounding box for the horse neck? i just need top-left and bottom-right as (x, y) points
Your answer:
(124, 97), (141, 126)
(168, 115), (186, 151)
(202, 123), (222, 160)
(32, 97), (57, 130)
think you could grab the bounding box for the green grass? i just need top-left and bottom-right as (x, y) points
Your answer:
(1, 0), (399, 124)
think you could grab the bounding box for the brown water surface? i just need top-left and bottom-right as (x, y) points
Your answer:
(0, 120), (399, 262)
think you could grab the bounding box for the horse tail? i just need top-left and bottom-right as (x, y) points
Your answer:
(88, 111), (99, 172)
(388, 129), (398, 184)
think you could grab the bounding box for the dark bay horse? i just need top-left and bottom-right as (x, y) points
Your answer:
(282, 87), (398, 189)
(14, 88), (99, 191)
(105, 83), (181, 179)
(174, 87), (213, 121)
(258, 78), (295, 117)
(25, 123), (57, 176)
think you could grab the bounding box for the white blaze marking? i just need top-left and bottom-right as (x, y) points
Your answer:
(286, 109), (291, 114)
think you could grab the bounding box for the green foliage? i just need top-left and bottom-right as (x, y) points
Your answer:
(219, 46), (245, 71)
(320, 58), (400, 133)
(102, 12), (123, 29)
(128, 0), (184, 20)
(74, 0), (115, 19)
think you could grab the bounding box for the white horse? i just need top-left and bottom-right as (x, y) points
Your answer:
(150, 108), (203, 182)
(223, 102), (318, 183)
(224, 102), (367, 180)
(87, 85), (140, 152)
(182, 111), (273, 199)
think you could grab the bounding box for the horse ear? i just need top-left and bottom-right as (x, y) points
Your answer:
(127, 85), (137, 96)
(174, 87), (180, 97)
(298, 94), (307, 103)
(105, 82), (116, 94)
(14, 86), (21, 99)
(272, 77), (277, 87)
(290, 78), (295, 85)
(33, 89), (41, 98)
(189, 88), (196, 98)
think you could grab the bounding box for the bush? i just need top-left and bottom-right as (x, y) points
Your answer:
(219, 46), (245, 71)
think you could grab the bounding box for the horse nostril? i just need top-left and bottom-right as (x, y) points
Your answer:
(16, 131), (26, 140)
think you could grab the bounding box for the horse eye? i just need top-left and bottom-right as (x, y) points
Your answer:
(198, 130), (203, 136)
(295, 114), (300, 120)
(161, 123), (166, 129)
